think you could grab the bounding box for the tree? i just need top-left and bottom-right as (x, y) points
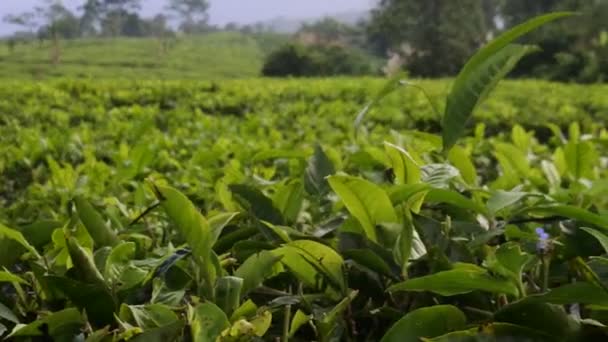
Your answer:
(498, 0), (608, 82)
(99, 0), (142, 36)
(367, 0), (490, 77)
(3, 12), (38, 35)
(262, 43), (373, 77)
(79, 0), (103, 36)
(36, 0), (80, 40)
(166, 0), (210, 34)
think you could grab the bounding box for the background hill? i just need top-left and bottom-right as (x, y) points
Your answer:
(0, 32), (288, 80)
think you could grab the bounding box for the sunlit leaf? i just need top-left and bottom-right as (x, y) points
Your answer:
(155, 185), (218, 299)
(384, 142), (421, 185)
(234, 250), (283, 297)
(328, 174), (398, 242)
(389, 265), (518, 296)
(190, 302), (230, 342)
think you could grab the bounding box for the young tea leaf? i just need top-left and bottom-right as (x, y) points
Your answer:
(442, 12), (574, 151)
(155, 185), (218, 299)
(74, 196), (119, 248)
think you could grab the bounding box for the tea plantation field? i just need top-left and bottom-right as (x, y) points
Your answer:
(0, 32), (286, 80)
(1, 78), (608, 341)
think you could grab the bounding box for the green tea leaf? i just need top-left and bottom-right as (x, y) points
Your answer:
(580, 227), (608, 254)
(389, 183), (429, 213)
(426, 189), (486, 214)
(304, 144), (336, 196)
(494, 243), (532, 281)
(429, 323), (554, 341)
(273, 180), (304, 224)
(0, 302), (18, 323)
(130, 320), (185, 342)
(0, 222), (41, 260)
(494, 299), (581, 340)
(289, 310), (311, 338)
(443, 44), (539, 151)
(528, 205), (608, 230)
(442, 11), (574, 150)
(66, 237), (106, 287)
(318, 290), (358, 341)
(234, 250), (283, 297)
(230, 184), (285, 225)
(190, 302), (230, 342)
(155, 185), (218, 299)
(394, 211), (426, 277)
(486, 190), (529, 216)
(44, 275), (115, 328)
(209, 212), (239, 243)
(328, 174), (398, 242)
(0, 270), (27, 285)
(389, 265), (518, 296)
(384, 142), (421, 185)
(564, 141), (598, 180)
(215, 276), (243, 316)
(421, 164), (461, 189)
(231, 299), (258, 322)
(535, 282), (608, 306)
(249, 310), (272, 337)
(120, 304), (179, 329)
(274, 240), (345, 293)
(447, 146), (478, 186)
(74, 196), (119, 248)
(104, 242), (146, 290)
(8, 308), (83, 339)
(381, 305), (466, 342)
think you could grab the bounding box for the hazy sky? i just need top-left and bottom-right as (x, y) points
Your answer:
(0, 0), (375, 35)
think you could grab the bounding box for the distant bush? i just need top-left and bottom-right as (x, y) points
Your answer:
(262, 43), (373, 77)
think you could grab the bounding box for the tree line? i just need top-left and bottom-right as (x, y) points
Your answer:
(267, 0), (608, 82)
(3, 0), (211, 40)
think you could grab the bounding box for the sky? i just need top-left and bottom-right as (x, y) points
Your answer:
(0, 0), (375, 36)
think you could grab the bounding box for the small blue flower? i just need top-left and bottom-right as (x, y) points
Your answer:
(535, 227), (550, 251)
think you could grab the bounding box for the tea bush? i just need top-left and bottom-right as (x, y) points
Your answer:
(1, 12), (608, 342)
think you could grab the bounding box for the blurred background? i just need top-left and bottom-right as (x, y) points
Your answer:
(0, 0), (606, 82)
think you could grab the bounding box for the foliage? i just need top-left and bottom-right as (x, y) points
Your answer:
(368, 0), (608, 82)
(1, 12), (608, 341)
(262, 42), (374, 77)
(367, 0), (492, 76)
(502, 0), (608, 83)
(165, 0), (211, 34)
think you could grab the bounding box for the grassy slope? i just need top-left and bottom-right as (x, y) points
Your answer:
(0, 32), (288, 80)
